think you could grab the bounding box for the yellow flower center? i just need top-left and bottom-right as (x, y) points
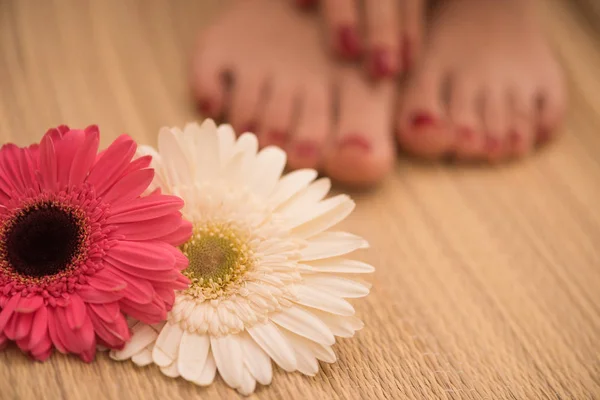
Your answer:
(181, 223), (253, 300)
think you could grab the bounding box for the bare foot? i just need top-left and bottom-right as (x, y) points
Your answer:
(397, 0), (566, 162)
(296, 0), (425, 79)
(191, 0), (395, 186)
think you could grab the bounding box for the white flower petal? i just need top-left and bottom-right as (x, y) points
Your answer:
(268, 169), (318, 209)
(239, 332), (272, 385)
(193, 351), (218, 386)
(110, 323), (159, 361)
(190, 119), (219, 182)
(301, 276), (371, 298)
(217, 123), (237, 165)
(292, 284), (355, 316)
(290, 195), (355, 238)
(300, 232), (369, 261)
(277, 178), (331, 216)
(308, 309), (364, 338)
(238, 367), (257, 396)
(153, 322), (184, 367)
(131, 347), (153, 367)
(158, 127), (193, 186)
(286, 331), (336, 364)
(210, 335), (244, 390)
(270, 307), (335, 346)
(247, 321), (297, 372)
(285, 332), (319, 376)
(178, 331), (211, 382)
(248, 146), (286, 199)
(160, 361), (180, 378)
(304, 257), (375, 274)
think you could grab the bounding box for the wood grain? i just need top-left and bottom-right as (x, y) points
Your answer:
(0, 0), (599, 399)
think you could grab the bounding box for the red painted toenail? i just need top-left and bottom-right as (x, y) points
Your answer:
(240, 123), (257, 134)
(459, 127), (474, 141)
(337, 25), (362, 59)
(411, 113), (435, 128)
(293, 141), (319, 158)
(198, 99), (213, 115)
(268, 130), (287, 146)
(296, 0), (317, 8)
(536, 128), (550, 144)
(339, 135), (372, 151)
(370, 47), (396, 78)
(486, 136), (501, 151)
(509, 131), (522, 145)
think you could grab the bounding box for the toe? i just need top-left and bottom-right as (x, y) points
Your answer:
(481, 86), (511, 162)
(364, 0), (401, 78)
(191, 35), (228, 118)
(257, 76), (297, 148)
(287, 83), (331, 170)
(536, 68), (567, 146)
(227, 67), (268, 134)
(507, 86), (537, 158)
(325, 68), (395, 187)
(448, 75), (485, 161)
(323, 0), (362, 60)
(401, 0), (425, 72)
(397, 62), (453, 159)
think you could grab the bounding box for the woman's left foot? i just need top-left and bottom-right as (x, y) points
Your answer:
(397, 0), (566, 162)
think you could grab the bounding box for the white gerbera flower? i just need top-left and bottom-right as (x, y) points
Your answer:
(109, 119), (373, 395)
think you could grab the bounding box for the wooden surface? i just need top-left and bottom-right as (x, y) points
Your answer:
(1, 1), (599, 399)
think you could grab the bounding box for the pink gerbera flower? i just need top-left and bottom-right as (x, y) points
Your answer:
(0, 125), (191, 362)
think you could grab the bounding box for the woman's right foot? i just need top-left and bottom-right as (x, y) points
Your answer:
(397, 0), (566, 162)
(191, 0), (396, 187)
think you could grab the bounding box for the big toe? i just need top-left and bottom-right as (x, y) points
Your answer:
(324, 68), (396, 187)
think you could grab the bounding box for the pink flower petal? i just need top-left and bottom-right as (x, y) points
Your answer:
(110, 270), (155, 305)
(123, 154), (152, 175)
(112, 213), (185, 241)
(86, 134), (136, 196)
(153, 219), (193, 246)
(87, 269), (127, 292)
(64, 295), (87, 330)
(101, 168), (154, 205)
(0, 144), (26, 194)
(77, 286), (125, 304)
(0, 295), (20, 331)
(14, 312), (34, 341)
(53, 129), (87, 186)
(16, 295), (44, 314)
(88, 310), (129, 348)
(28, 306), (49, 350)
(3, 312), (20, 339)
(68, 128), (100, 186)
(107, 194), (184, 224)
(107, 241), (175, 271)
(29, 334), (52, 361)
(0, 333), (7, 350)
(37, 133), (58, 191)
(88, 302), (121, 324)
(47, 309), (67, 353)
(120, 296), (166, 325)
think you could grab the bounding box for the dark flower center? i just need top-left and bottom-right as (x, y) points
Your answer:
(4, 202), (84, 278)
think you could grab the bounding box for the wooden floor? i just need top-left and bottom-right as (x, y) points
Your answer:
(1, 1), (599, 399)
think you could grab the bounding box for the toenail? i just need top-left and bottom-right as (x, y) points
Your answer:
(370, 47), (395, 78)
(339, 134), (372, 152)
(485, 136), (501, 151)
(292, 141), (319, 158)
(267, 130), (287, 147)
(240, 122), (257, 134)
(296, 0), (317, 8)
(337, 25), (362, 59)
(509, 131), (522, 145)
(536, 128), (550, 144)
(459, 127), (474, 141)
(411, 113), (436, 128)
(198, 98), (213, 115)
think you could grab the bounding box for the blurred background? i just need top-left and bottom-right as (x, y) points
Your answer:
(0, 1), (599, 399)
